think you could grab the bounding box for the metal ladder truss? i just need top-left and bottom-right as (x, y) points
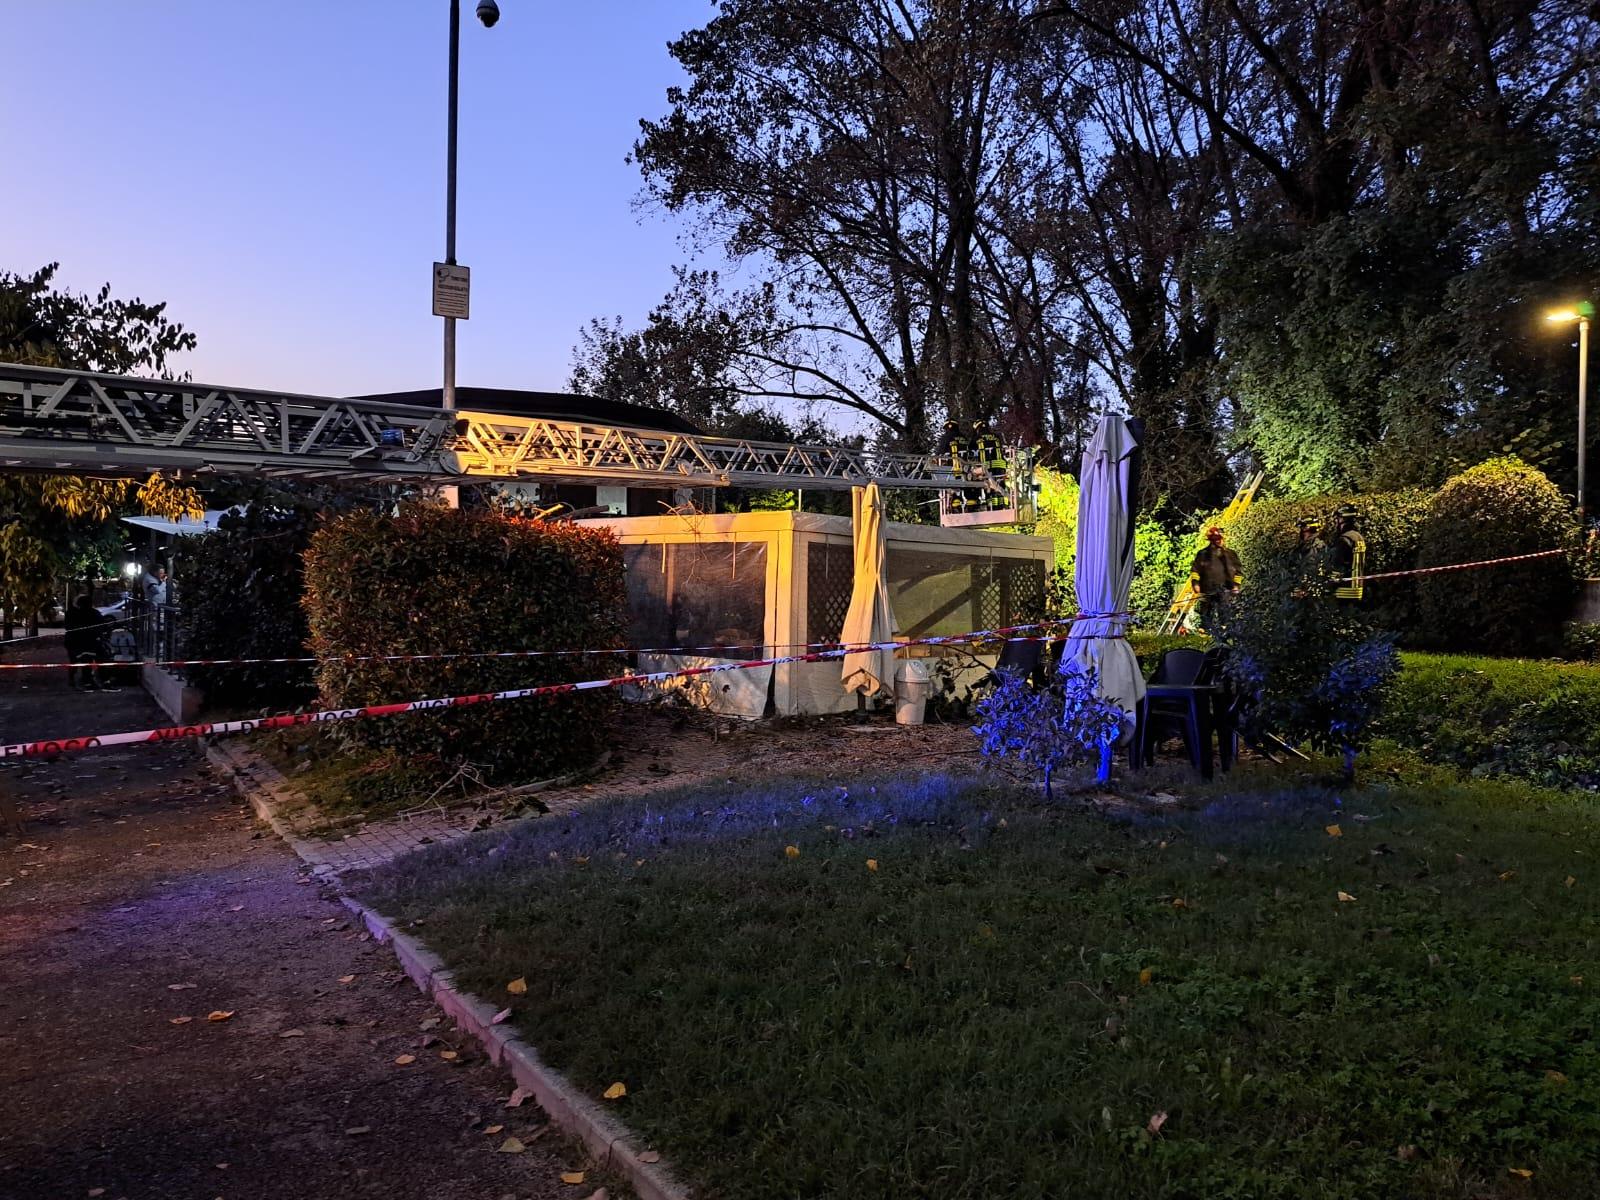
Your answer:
(0, 362), (1009, 493)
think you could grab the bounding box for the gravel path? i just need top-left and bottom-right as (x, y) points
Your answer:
(0, 651), (601, 1200)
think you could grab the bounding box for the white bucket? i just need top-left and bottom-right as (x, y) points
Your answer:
(893, 659), (933, 726)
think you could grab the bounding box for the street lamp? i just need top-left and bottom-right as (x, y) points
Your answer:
(438, 0), (500, 506)
(1547, 300), (1594, 523)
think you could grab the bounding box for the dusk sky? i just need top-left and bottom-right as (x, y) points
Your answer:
(2, 1), (720, 398)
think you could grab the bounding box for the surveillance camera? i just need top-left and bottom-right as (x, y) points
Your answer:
(476, 0), (500, 27)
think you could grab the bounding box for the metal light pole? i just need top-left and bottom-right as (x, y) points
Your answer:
(1548, 301), (1595, 524)
(438, 0), (499, 507)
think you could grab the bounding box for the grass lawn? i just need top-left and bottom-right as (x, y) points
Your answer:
(359, 765), (1600, 1199)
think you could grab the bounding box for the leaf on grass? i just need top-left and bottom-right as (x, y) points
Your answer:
(1337, 891), (1357, 903)
(561, 1171), (587, 1185)
(507, 1087), (531, 1108)
(1396, 1144), (1418, 1162)
(784, 845), (800, 859)
(167, 983), (197, 991)
(1545, 1069), (1569, 1085)
(279, 1028), (306, 1039)
(1171, 898), (1188, 910)
(338, 974), (356, 985)
(866, 859), (879, 872)
(206, 1010), (234, 1022)
(639, 1150), (661, 1164)
(485, 1124), (504, 1134)
(1572, 975), (1584, 987)
(1566, 876), (1577, 888)
(1325, 825), (1342, 838)
(1509, 1167), (1533, 1179)
(345, 1126), (371, 1136)
(507, 977), (529, 996)
(228, 905), (244, 912)
(1498, 870), (1516, 882)
(492, 1007), (512, 1025)
(1138, 968), (1153, 986)
(1146, 1111), (1168, 1136)
(394, 1054), (416, 1065)
(498, 1136), (526, 1154)
(603, 1081), (627, 1100)
(169, 1016), (193, 1025)
(440, 1050), (459, 1062)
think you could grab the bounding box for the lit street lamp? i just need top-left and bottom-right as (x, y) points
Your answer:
(438, 0), (501, 506)
(1547, 301), (1594, 523)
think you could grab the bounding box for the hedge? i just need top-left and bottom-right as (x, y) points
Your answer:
(175, 504), (317, 706)
(302, 504), (626, 781)
(1376, 651), (1600, 790)
(1414, 458), (1577, 655)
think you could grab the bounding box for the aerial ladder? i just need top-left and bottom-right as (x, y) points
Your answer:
(0, 362), (1033, 522)
(1159, 470), (1265, 634)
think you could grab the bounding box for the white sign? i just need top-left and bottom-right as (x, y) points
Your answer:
(432, 262), (470, 319)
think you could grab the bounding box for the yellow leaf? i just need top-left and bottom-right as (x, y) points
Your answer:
(394, 1054), (416, 1065)
(485, 1124), (504, 1135)
(1572, 975), (1585, 987)
(1545, 1069), (1568, 1085)
(338, 974), (356, 985)
(439, 1050), (459, 1062)
(206, 1010), (234, 1022)
(1509, 1167), (1534, 1179)
(603, 1081), (627, 1100)
(507, 977), (529, 995)
(639, 1150), (662, 1164)
(1566, 876), (1577, 888)
(1325, 824), (1342, 838)
(1337, 891), (1357, 903)
(169, 1016), (193, 1025)
(866, 859), (879, 872)
(785, 845), (800, 859)
(560, 1171), (587, 1185)
(1138, 968), (1153, 987)
(1498, 870), (1516, 882)
(1171, 898), (1188, 910)
(498, 1136), (527, 1154)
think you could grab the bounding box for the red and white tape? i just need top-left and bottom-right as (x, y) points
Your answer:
(1346, 547), (1567, 583)
(0, 626), (1063, 760)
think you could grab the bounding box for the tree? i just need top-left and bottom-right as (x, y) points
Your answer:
(0, 264), (201, 633)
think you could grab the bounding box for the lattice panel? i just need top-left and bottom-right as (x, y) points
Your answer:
(806, 541), (855, 643)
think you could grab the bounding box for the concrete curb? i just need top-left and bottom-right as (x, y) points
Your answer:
(205, 739), (690, 1200)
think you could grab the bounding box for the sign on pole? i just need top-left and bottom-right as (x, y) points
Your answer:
(432, 262), (470, 319)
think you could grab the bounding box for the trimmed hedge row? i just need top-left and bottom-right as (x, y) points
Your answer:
(1228, 458), (1578, 654)
(302, 504), (626, 781)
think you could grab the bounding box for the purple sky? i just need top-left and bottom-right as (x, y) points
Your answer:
(1, 1), (718, 397)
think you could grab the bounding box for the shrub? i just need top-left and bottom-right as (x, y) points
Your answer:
(302, 504), (626, 782)
(1030, 467), (1077, 618)
(972, 668), (1124, 798)
(1228, 488), (1430, 636)
(1378, 652), (1600, 790)
(1127, 514), (1189, 629)
(1414, 457), (1577, 654)
(175, 504), (317, 706)
(1220, 557), (1400, 781)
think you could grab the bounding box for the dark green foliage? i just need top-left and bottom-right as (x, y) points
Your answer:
(302, 504), (626, 782)
(1229, 489), (1430, 637)
(175, 505), (317, 706)
(1414, 459), (1577, 655)
(1220, 557), (1399, 779)
(1380, 653), (1600, 792)
(361, 769), (1600, 1199)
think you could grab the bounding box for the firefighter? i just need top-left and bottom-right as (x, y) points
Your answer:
(1188, 525), (1243, 631)
(1295, 516), (1323, 558)
(944, 418), (971, 510)
(1328, 505), (1366, 601)
(971, 419), (1004, 509)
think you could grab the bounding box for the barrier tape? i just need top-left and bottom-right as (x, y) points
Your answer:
(0, 619), (1128, 673)
(0, 625), (1079, 760)
(1344, 547), (1567, 584)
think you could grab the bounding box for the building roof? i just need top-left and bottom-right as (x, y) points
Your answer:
(352, 386), (703, 437)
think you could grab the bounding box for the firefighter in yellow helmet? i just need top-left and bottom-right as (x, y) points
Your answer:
(944, 417), (971, 510)
(1328, 505), (1366, 601)
(971, 419), (1004, 509)
(1188, 525), (1242, 630)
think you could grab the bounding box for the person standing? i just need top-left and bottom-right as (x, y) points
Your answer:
(63, 595), (102, 691)
(1188, 526), (1243, 630)
(944, 418), (971, 511)
(1328, 506), (1366, 601)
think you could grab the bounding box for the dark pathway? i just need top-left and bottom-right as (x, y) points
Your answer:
(0, 650), (594, 1200)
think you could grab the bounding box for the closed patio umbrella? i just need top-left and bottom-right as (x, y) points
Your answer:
(841, 482), (897, 698)
(1062, 415), (1146, 765)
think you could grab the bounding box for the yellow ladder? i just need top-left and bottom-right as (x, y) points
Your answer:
(1158, 471), (1264, 634)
